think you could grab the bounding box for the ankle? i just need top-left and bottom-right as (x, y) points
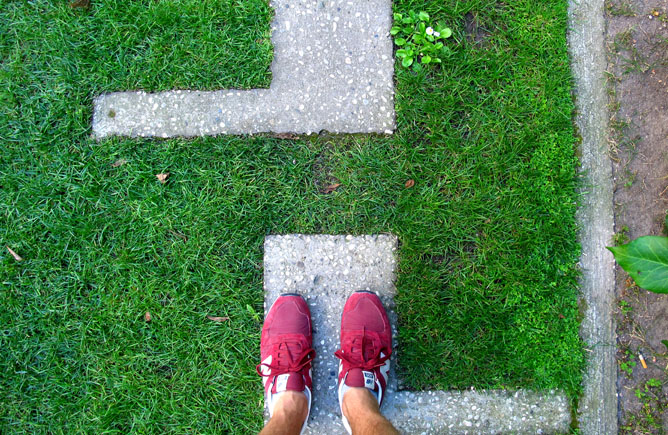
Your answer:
(273, 390), (308, 423)
(342, 387), (379, 420)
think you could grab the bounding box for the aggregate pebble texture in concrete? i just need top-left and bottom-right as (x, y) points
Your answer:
(93, 0), (395, 138)
(263, 234), (571, 434)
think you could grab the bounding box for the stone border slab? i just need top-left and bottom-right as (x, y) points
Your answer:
(567, 0), (618, 432)
(93, 0), (395, 138)
(263, 234), (571, 434)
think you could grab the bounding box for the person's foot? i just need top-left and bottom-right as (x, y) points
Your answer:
(335, 291), (392, 434)
(256, 294), (315, 432)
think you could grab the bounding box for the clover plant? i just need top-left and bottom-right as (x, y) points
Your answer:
(391, 11), (452, 70)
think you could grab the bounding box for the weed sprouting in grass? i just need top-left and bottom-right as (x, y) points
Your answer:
(622, 169), (636, 188)
(618, 299), (632, 315)
(612, 28), (653, 74)
(605, 0), (636, 17)
(622, 377), (668, 433)
(620, 350), (637, 377)
(614, 28), (635, 51)
(391, 11), (453, 70)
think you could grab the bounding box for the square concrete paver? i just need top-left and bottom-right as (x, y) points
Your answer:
(263, 234), (571, 434)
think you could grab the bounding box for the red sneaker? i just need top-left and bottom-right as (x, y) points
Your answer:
(256, 294), (315, 431)
(335, 291), (392, 433)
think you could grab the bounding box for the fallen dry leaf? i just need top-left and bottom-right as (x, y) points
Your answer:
(156, 173), (170, 184)
(69, 0), (90, 9)
(168, 229), (188, 242)
(405, 179), (415, 188)
(207, 315), (230, 322)
(111, 159), (128, 168)
(6, 246), (23, 262)
(144, 311), (152, 322)
(323, 183), (342, 194)
(273, 133), (299, 140)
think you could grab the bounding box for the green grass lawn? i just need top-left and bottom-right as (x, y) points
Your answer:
(1, 0), (584, 432)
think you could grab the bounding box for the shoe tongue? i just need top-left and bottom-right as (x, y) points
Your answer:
(280, 340), (304, 357)
(351, 335), (377, 361)
(345, 368), (376, 390)
(272, 372), (305, 394)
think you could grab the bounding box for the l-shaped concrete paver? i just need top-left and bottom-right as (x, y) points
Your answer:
(264, 234), (571, 434)
(93, 0), (395, 138)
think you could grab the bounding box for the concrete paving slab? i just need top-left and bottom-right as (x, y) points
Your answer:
(263, 234), (571, 434)
(567, 0), (617, 432)
(93, 0), (395, 138)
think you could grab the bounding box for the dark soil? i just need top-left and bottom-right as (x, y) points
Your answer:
(606, 0), (668, 431)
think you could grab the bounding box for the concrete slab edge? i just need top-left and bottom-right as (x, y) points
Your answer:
(380, 389), (570, 434)
(567, 0), (617, 433)
(304, 389), (571, 434)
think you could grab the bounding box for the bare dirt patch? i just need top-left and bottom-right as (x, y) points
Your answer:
(463, 12), (491, 46)
(606, 0), (668, 431)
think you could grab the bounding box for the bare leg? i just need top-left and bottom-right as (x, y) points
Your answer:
(259, 391), (308, 435)
(342, 388), (399, 435)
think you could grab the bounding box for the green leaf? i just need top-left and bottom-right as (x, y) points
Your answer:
(401, 56), (413, 67)
(647, 378), (662, 387)
(402, 17), (414, 24)
(394, 37), (406, 46)
(395, 49), (408, 58)
(246, 304), (260, 321)
(393, 13), (402, 21)
(440, 27), (452, 38)
(419, 11), (429, 21)
(390, 27), (401, 35)
(434, 42), (444, 49)
(608, 236), (668, 293)
(421, 55), (431, 64)
(419, 22), (426, 33)
(433, 57), (442, 63)
(661, 339), (668, 351)
(403, 26), (413, 33)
